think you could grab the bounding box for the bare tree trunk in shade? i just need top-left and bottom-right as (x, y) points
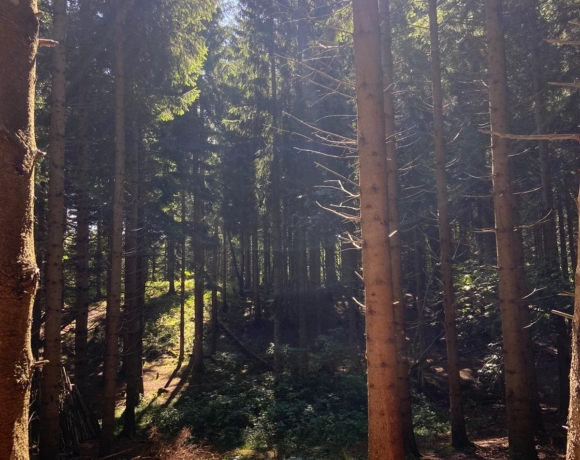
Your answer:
(558, 200), (570, 279)
(297, 225), (308, 373)
(525, 0), (560, 277)
(96, 212), (103, 298)
(379, 0), (419, 454)
(252, 214), (262, 324)
(484, 1), (538, 457)
(167, 236), (176, 294)
(121, 122), (141, 437)
(74, 97), (90, 394)
(263, 214), (271, 293)
(211, 223), (219, 356)
(567, 194), (578, 273)
(222, 226), (228, 310)
(427, 0), (469, 447)
(352, 0), (404, 456)
(40, 0), (67, 456)
(100, 0), (126, 453)
(179, 186), (187, 364)
(566, 179), (580, 460)
(193, 157), (205, 374)
(0, 3), (40, 457)
(268, 0), (283, 372)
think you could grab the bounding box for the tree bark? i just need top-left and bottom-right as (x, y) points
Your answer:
(100, 0), (126, 453)
(252, 213), (261, 324)
(167, 236), (176, 295)
(121, 122), (140, 437)
(379, 0), (419, 454)
(352, 0), (404, 457)
(268, 0), (283, 372)
(193, 155), (205, 374)
(41, 0), (67, 456)
(179, 186), (187, 364)
(427, 0), (469, 448)
(484, 1), (538, 458)
(566, 177), (580, 460)
(558, 199), (570, 279)
(0, 3), (40, 458)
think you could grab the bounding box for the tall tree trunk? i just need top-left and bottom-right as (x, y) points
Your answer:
(167, 236), (176, 294)
(324, 238), (337, 288)
(193, 156), (205, 374)
(484, 1), (538, 458)
(222, 225), (228, 310)
(96, 211), (103, 298)
(525, 0), (559, 277)
(211, 223), (219, 356)
(567, 193), (577, 273)
(74, 96), (90, 394)
(179, 186), (187, 364)
(566, 180), (580, 460)
(100, 0), (126, 453)
(269, 1), (283, 372)
(41, 0), (67, 456)
(379, 0), (419, 454)
(558, 199), (570, 279)
(427, 0), (469, 447)
(352, 0), (404, 457)
(0, 3), (40, 458)
(297, 225), (308, 373)
(121, 122), (140, 437)
(252, 213), (261, 324)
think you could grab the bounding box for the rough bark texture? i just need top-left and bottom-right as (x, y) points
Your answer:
(40, 0), (67, 456)
(379, 0), (419, 454)
(352, 0), (404, 457)
(428, 0), (469, 448)
(0, 2), (40, 459)
(567, 177), (580, 460)
(100, 0), (126, 453)
(484, 1), (538, 458)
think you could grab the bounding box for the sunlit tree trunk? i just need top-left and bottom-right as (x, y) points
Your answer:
(0, 2), (40, 458)
(252, 213), (261, 324)
(40, 0), (67, 456)
(100, 0), (126, 453)
(352, 0), (404, 457)
(378, 0), (419, 454)
(484, 1), (538, 458)
(427, 0), (469, 447)
(558, 200), (570, 279)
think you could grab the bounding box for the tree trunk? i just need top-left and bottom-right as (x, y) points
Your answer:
(269, 1), (283, 372)
(379, 0), (419, 454)
(193, 156), (205, 374)
(100, 0), (126, 453)
(525, 0), (560, 277)
(179, 186), (187, 364)
(121, 122), (140, 437)
(95, 211), (103, 298)
(566, 179), (580, 460)
(74, 92), (90, 395)
(167, 236), (176, 295)
(41, 0), (67, 456)
(211, 224), (219, 356)
(427, 0), (469, 447)
(352, 0), (404, 457)
(558, 199), (570, 279)
(252, 213), (261, 324)
(484, 1), (538, 458)
(567, 193), (578, 273)
(222, 225), (228, 310)
(0, 3), (40, 458)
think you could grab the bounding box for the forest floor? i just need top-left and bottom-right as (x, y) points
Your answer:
(65, 282), (568, 459)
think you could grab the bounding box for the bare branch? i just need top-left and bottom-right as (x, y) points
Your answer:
(479, 130), (580, 141)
